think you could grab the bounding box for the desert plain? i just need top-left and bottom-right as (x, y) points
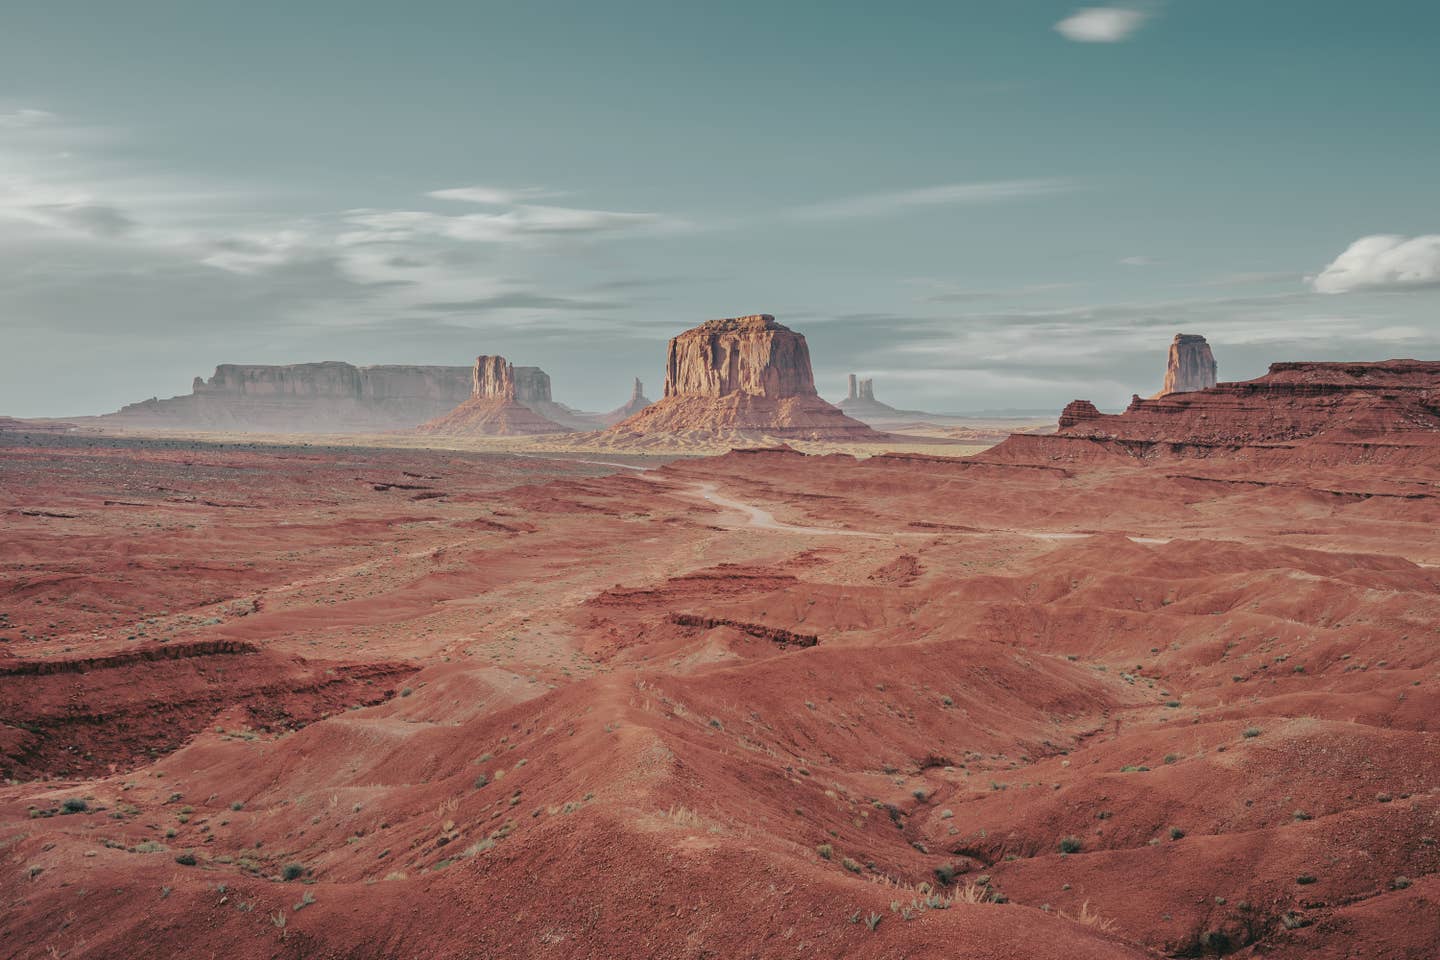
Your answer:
(3, 360), (1439, 960)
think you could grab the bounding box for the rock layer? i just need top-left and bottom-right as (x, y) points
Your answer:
(1159, 333), (1218, 396)
(419, 356), (569, 436)
(104, 362), (474, 433)
(610, 316), (884, 441)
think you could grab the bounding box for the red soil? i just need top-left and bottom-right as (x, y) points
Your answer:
(2, 400), (1438, 958)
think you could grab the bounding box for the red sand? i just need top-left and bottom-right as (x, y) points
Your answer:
(2, 419), (1437, 958)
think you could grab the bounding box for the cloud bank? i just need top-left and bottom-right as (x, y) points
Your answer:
(1311, 235), (1440, 294)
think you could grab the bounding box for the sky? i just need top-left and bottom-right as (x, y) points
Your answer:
(3, 0), (1439, 417)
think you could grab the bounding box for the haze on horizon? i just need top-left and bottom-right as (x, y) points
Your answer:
(2, 0), (1438, 419)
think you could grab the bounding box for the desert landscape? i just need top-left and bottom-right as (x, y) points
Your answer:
(5, 4), (1440, 958)
(4, 308), (1439, 958)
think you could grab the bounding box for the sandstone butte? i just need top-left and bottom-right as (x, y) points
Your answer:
(608, 314), (885, 440)
(100, 362), (474, 433)
(418, 355), (570, 436)
(1158, 333), (1219, 396)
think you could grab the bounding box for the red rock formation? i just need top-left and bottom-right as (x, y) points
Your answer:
(103, 362), (474, 433)
(419, 356), (569, 436)
(1159, 334), (1217, 396)
(1057, 400), (1103, 429)
(609, 316), (885, 441)
(992, 359), (1440, 465)
(662, 315), (817, 399)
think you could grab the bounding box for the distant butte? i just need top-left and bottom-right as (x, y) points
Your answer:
(418, 355), (569, 436)
(608, 315), (885, 441)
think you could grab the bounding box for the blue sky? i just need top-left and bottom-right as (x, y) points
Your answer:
(3, 0), (1439, 416)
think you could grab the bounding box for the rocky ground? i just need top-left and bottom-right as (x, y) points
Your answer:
(1, 419), (1437, 958)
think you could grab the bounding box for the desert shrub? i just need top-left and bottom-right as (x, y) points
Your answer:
(474, 774), (489, 789)
(175, 852), (197, 866)
(1242, 727), (1261, 738)
(282, 863), (305, 881)
(934, 863), (958, 885)
(1292, 809), (1312, 821)
(816, 844), (833, 860)
(1392, 876), (1411, 890)
(1058, 836), (1083, 854)
(1169, 826), (1186, 840)
(61, 798), (88, 814)
(230, 801), (244, 811)
(841, 857), (862, 874)
(1296, 874), (1317, 885)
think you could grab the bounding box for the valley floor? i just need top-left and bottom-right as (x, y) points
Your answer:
(1, 431), (1437, 958)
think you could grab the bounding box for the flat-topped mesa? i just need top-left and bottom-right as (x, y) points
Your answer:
(419, 354), (567, 436)
(105, 362), (474, 432)
(1159, 334), (1217, 396)
(663, 314), (817, 399)
(990, 359), (1440, 466)
(610, 315), (886, 441)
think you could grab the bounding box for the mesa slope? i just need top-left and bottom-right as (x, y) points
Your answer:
(1, 370), (1438, 958)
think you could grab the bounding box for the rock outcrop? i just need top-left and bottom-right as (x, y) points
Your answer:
(1159, 334), (1218, 396)
(601, 378), (653, 426)
(419, 356), (569, 436)
(990, 359), (1440, 466)
(103, 363), (474, 433)
(1057, 400), (1103, 429)
(838, 374), (900, 419)
(608, 316), (885, 441)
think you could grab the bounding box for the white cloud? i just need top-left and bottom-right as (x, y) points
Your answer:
(0, 108), (58, 128)
(1311, 235), (1440, 294)
(1055, 6), (1151, 43)
(785, 179), (1071, 221)
(1119, 255), (1156, 266)
(427, 185), (552, 205)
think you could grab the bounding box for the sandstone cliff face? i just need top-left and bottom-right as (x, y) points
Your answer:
(992, 360), (1440, 466)
(419, 355), (568, 436)
(106, 362), (474, 433)
(610, 316), (884, 441)
(663, 315), (817, 399)
(1160, 334), (1218, 396)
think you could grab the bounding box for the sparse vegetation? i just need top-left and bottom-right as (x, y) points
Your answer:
(841, 857), (862, 874)
(1059, 835), (1083, 854)
(61, 798), (88, 814)
(175, 852), (197, 866)
(282, 862), (305, 881)
(1242, 727), (1262, 738)
(1169, 827), (1186, 840)
(816, 843), (833, 860)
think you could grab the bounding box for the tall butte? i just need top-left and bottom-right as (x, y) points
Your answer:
(608, 314), (884, 440)
(1160, 333), (1218, 395)
(419, 355), (568, 435)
